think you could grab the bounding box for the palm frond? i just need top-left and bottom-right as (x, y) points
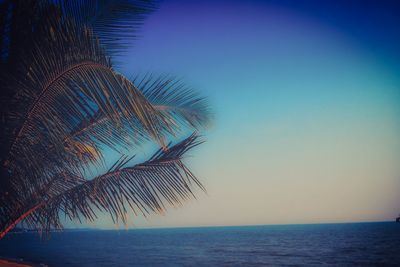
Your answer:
(135, 74), (211, 131)
(0, 0), (210, 239)
(3, 14), (171, 192)
(61, 74), (211, 154)
(22, 134), (204, 232)
(0, 2), (176, 229)
(59, 0), (157, 57)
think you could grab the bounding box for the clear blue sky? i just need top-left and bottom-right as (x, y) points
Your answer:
(70, 0), (400, 228)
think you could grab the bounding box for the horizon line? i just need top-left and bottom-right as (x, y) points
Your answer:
(64, 220), (395, 231)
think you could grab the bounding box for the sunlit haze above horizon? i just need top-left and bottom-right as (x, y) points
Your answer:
(67, 0), (400, 229)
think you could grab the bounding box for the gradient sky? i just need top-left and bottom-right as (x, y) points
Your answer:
(70, 0), (400, 228)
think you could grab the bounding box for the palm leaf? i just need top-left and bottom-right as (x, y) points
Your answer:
(20, 134), (204, 232)
(59, 0), (157, 57)
(0, 1), (170, 232)
(3, 13), (171, 194)
(136, 74), (211, 131)
(0, 0), (210, 238)
(61, 74), (211, 154)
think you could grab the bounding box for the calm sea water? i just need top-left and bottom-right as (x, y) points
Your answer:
(0, 222), (399, 266)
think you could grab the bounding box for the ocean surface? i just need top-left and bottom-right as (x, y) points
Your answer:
(0, 222), (399, 266)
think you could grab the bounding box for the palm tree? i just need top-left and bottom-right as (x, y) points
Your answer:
(0, 0), (210, 238)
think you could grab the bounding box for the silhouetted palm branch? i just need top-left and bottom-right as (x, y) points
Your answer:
(59, 0), (157, 57)
(136, 74), (211, 130)
(0, 0), (209, 238)
(2, 134), (203, 236)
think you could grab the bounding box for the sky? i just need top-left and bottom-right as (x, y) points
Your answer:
(71, 0), (400, 228)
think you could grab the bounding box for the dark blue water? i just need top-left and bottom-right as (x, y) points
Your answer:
(1, 222), (399, 266)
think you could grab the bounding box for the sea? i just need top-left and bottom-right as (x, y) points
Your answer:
(0, 222), (399, 266)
